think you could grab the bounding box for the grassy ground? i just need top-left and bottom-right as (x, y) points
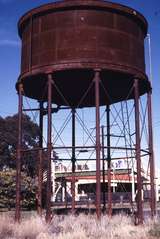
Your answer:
(0, 213), (159, 239)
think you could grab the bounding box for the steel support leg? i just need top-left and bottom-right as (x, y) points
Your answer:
(46, 74), (53, 223)
(37, 101), (43, 216)
(147, 91), (156, 217)
(71, 108), (76, 214)
(134, 79), (143, 224)
(15, 83), (23, 222)
(106, 105), (112, 217)
(101, 126), (106, 212)
(94, 70), (101, 219)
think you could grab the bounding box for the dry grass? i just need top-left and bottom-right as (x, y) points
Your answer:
(0, 213), (159, 239)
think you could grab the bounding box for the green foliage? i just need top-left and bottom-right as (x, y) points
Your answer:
(0, 114), (40, 175)
(0, 169), (36, 209)
(0, 114), (40, 210)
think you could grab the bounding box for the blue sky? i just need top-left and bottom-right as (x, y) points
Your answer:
(0, 0), (160, 172)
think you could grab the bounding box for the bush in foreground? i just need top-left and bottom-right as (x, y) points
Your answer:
(0, 213), (159, 239)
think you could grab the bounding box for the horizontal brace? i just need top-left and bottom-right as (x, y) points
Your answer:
(20, 147), (149, 155)
(110, 134), (125, 138)
(23, 106), (70, 114)
(54, 146), (136, 151)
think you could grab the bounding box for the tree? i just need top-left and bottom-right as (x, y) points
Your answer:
(0, 114), (40, 175)
(0, 113), (55, 209)
(0, 114), (40, 209)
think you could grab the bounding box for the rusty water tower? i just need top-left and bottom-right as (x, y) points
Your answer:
(15, 0), (155, 224)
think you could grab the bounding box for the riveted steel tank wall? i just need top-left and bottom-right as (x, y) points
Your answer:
(16, 0), (150, 107)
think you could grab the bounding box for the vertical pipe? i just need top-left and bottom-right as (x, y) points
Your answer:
(46, 74), (53, 223)
(147, 34), (153, 83)
(147, 90), (156, 217)
(94, 70), (101, 219)
(37, 101), (43, 216)
(102, 126), (106, 211)
(15, 83), (23, 222)
(134, 79), (143, 224)
(106, 105), (112, 217)
(71, 108), (76, 214)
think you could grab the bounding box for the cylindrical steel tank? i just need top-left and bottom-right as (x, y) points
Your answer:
(16, 0), (150, 107)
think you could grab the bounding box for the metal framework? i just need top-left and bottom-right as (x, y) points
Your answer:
(15, 71), (155, 225)
(15, 0), (155, 226)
